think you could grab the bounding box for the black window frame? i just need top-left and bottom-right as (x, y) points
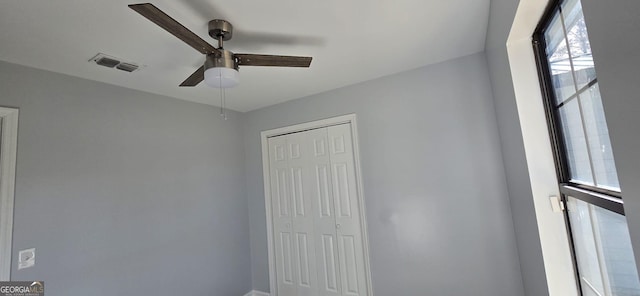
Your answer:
(532, 0), (624, 215)
(532, 0), (628, 294)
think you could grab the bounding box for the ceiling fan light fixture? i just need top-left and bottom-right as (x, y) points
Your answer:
(204, 51), (239, 88)
(204, 67), (239, 88)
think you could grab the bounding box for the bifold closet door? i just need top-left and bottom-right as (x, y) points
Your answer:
(268, 135), (298, 296)
(268, 124), (367, 296)
(287, 131), (319, 296)
(306, 128), (342, 296)
(327, 124), (367, 296)
(269, 133), (320, 296)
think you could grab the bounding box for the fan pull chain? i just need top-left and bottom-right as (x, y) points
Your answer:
(219, 74), (227, 120)
(222, 88), (227, 120)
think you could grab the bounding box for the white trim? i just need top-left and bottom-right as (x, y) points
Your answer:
(260, 114), (356, 138)
(0, 107), (19, 281)
(260, 114), (374, 296)
(349, 116), (374, 296)
(507, 1), (579, 295)
(243, 290), (270, 296)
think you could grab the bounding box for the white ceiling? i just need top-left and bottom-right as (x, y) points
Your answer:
(0, 0), (490, 112)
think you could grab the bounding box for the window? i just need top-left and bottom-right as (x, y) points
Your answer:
(533, 0), (640, 295)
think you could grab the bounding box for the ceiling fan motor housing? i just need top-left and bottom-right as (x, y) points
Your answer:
(205, 50), (238, 71)
(208, 19), (233, 41)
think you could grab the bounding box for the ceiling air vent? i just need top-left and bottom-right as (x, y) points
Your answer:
(96, 56), (120, 68)
(116, 63), (139, 72)
(89, 53), (143, 73)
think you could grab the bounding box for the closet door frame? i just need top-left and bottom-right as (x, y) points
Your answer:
(261, 114), (373, 296)
(0, 107), (18, 281)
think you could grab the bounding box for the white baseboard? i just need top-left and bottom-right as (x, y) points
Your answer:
(243, 290), (270, 296)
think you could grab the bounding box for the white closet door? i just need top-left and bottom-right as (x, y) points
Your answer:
(269, 123), (368, 296)
(268, 136), (297, 296)
(328, 124), (368, 296)
(287, 132), (319, 296)
(307, 128), (343, 296)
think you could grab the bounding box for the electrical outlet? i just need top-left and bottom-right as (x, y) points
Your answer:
(18, 248), (35, 270)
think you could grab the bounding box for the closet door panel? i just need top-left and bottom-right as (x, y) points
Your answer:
(307, 128), (343, 296)
(268, 136), (297, 296)
(288, 132), (319, 296)
(328, 124), (368, 296)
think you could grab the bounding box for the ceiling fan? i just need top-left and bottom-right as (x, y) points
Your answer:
(128, 3), (313, 88)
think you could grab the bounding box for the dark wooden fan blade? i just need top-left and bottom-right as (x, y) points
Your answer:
(129, 3), (218, 55)
(235, 54), (312, 67)
(179, 66), (205, 87)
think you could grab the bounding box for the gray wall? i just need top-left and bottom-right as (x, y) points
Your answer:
(0, 61), (251, 296)
(580, 0), (640, 273)
(244, 53), (525, 295)
(484, 0), (550, 295)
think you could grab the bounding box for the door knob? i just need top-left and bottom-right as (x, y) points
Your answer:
(336, 224), (341, 229)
